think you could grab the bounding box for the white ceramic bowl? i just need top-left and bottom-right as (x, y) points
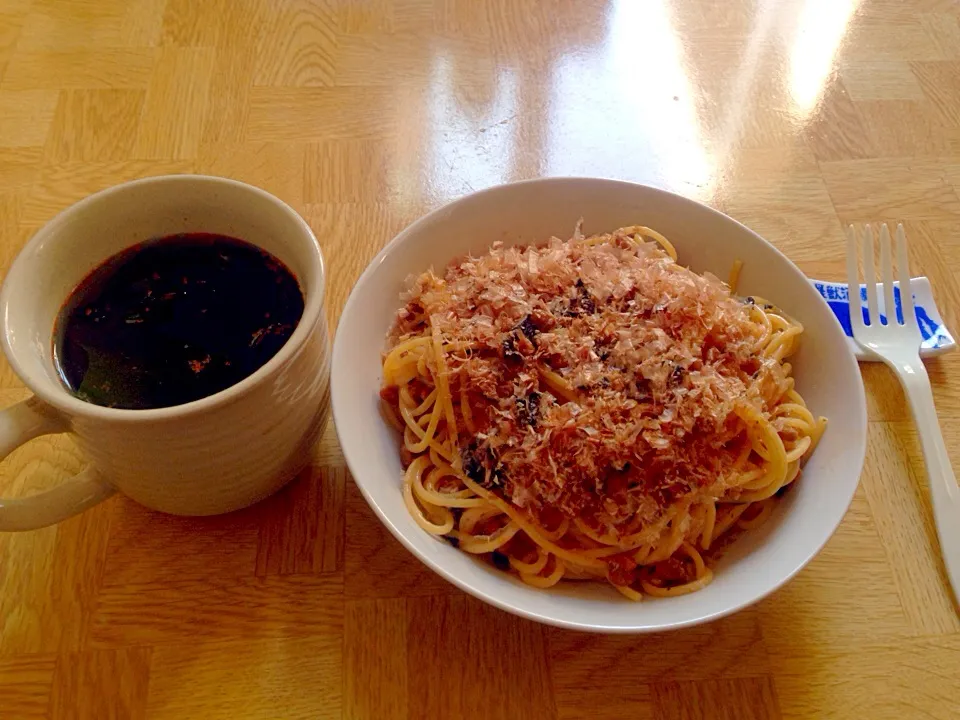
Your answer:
(332, 178), (867, 633)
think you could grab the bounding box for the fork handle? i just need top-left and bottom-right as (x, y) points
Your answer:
(898, 359), (960, 609)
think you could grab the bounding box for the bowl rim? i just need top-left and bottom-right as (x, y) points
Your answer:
(332, 176), (867, 633)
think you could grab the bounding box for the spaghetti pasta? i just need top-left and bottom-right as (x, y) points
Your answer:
(380, 225), (826, 599)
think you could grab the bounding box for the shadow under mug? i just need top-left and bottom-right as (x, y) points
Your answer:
(0, 175), (331, 531)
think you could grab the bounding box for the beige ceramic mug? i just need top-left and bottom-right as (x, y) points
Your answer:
(0, 175), (330, 531)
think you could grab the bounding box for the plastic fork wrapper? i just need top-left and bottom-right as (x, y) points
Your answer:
(811, 277), (955, 361)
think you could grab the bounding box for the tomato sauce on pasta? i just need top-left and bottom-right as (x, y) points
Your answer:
(380, 224), (826, 599)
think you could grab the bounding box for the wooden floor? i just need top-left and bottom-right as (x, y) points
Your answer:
(2, 0), (960, 717)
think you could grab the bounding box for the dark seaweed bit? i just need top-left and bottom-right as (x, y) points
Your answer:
(491, 551), (511, 571)
(577, 281), (597, 314)
(445, 535), (460, 549)
(461, 441), (486, 484)
(516, 315), (538, 341)
(745, 296), (755, 305)
(461, 440), (499, 489)
(563, 278), (598, 316)
(503, 349), (523, 367)
(515, 391), (541, 427)
(670, 364), (685, 385)
(501, 334), (523, 366)
(628, 377), (652, 400)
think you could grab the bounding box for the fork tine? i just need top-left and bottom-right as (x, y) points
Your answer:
(863, 224), (879, 325)
(845, 224), (865, 334)
(896, 223), (916, 328)
(879, 224), (896, 325)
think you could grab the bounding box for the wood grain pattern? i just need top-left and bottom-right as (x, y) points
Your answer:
(0, 90), (58, 148)
(43, 89), (146, 162)
(146, 637), (341, 720)
(651, 678), (782, 720)
(49, 647), (152, 720)
(343, 599), (407, 720)
(1, 0), (959, 717)
(406, 595), (555, 720)
(0, 654), (56, 719)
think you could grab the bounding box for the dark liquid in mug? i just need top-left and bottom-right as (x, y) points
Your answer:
(54, 233), (304, 410)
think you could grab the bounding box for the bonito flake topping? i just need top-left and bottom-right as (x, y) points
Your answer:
(389, 228), (788, 539)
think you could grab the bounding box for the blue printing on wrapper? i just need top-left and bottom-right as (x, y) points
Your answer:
(811, 277), (955, 358)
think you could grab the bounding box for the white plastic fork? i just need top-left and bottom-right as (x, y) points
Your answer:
(846, 223), (960, 610)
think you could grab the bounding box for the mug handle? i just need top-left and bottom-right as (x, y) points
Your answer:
(0, 396), (115, 532)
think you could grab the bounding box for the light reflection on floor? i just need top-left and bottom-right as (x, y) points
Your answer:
(543, 0), (714, 200)
(385, 0), (860, 213)
(789, 0), (862, 114)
